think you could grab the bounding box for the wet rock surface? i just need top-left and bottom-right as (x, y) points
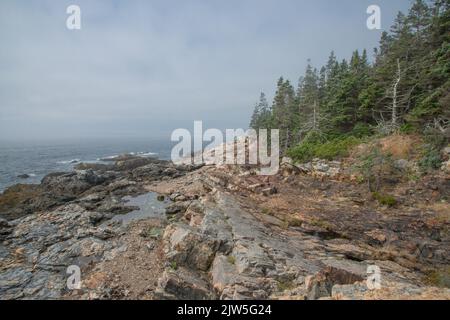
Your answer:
(0, 204), (122, 299)
(0, 156), (195, 299)
(0, 157), (449, 300)
(0, 157), (191, 221)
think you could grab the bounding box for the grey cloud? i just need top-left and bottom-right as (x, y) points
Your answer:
(0, 0), (412, 140)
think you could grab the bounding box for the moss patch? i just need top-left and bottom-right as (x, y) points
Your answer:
(287, 216), (303, 227)
(0, 184), (40, 211)
(372, 192), (397, 207)
(425, 268), (450, 288)
(148, 227), (163, 239)
(277, 280), (296, 292)
(227, 256), (236, 265)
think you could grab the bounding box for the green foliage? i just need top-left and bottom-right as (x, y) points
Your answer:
(286, 142), (316, 163)
(250, 92), (272, 131)
(418, 126), (447, 172)
(285, 131), (322, 161)
(354, 145), (394, 192)
(249, 0), (449, 154)
(288, 135), (360, 162)
(170, 261), (178, 270)
(314, 136), (361, 160)
(351, 123), (374, 138)
(372, 192), (398, 207)
(424, 126), (448, 150)
(419, 147), (442, 172)
(399, 123), (415, 134)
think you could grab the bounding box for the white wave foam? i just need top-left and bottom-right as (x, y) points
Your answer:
(99, 152), (157, 161)
(100, 155), (119, 160)
(57, 159), (81, 164)
(137, 151), (157, 157)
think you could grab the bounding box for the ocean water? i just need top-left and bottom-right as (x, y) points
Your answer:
(110, 192), (171, 225)
(0, 138), (173, 193)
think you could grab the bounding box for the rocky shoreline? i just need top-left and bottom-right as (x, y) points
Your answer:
(0, 155), (449, 300)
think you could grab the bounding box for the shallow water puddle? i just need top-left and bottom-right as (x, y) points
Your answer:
(112, 192), (170, 225)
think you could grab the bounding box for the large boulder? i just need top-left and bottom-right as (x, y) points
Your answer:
(305, 266), (364, 300)
(132, 163), (164, 180)
(41, 170), (110, 195)
(163, 224), (219, 271)
(114, 158), (155, 171)
(332, 281), (450, 300)
(74, 163), (113, 172)
(155, 268), (215, 300)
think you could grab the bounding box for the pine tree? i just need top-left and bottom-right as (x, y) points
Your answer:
(272, 78), (296, 151)
(298, 61), (320, 134)
(248, 0), (449, 156)
(249, 92), (271, 130)
(249, 102), (261, 130)
(410, 0), (450, 125)
(258, 92), (271, 130)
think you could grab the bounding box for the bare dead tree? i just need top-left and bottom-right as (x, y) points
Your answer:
(312, 100), (319, 131)
(391, 59), (402, 126)
(426, 117), (450, 138)
(297, 100), (331, 142)
(378, 58), (413, 134)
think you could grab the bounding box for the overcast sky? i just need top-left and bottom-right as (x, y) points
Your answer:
(0, 0), (413, 141)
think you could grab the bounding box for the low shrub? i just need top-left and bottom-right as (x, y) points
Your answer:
(352, 123), (374, 138)
(372, 192), (397, 207)
(314, 136), (361, 160)
(419, 147), (442, 172)
(354, 144), (396, 192)
(288, 134), (361, 162)
(399, 123), (416, 134)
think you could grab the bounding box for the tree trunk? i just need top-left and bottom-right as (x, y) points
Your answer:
(392, 59), (401, 126)
(313, 101), (318, 131)
(284, 128), (290, 153)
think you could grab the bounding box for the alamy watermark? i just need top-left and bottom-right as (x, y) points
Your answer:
(65, 5), (381, 31)
(66, 265), (81, 290)
(367, 5), (381, 30)
(171, 121), (280, 176)
(367, 265), (382, 290)
(66, 5), (81, 30)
